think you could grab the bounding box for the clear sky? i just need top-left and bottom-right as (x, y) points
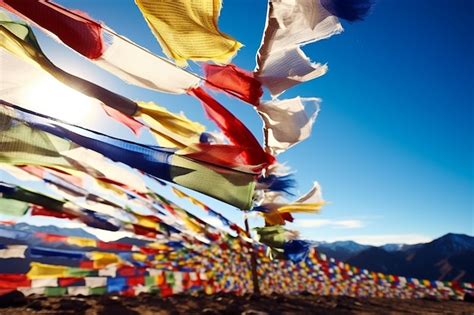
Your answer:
(2, 0), (473, 245)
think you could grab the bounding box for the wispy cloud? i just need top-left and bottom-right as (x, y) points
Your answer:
(296, 219), (364, 229)
(320, 234), (432, 246)
(205, 216), (225, 228)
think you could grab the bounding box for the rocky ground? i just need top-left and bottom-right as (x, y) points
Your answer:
(1, 291), (474, 314)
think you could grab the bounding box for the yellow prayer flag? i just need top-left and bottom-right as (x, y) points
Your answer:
(89, 252), (121, 269)
(27, 262), (68, 279)
(95, 179), (126, 196)
(134, 0), (242, 65)
(136, 101), (205, 148)
(148, 243), (170, 251)
(185, 218), (203, 233)
(277, 202), (325, 214)
(132, 253), (148, 262)
(205, 285), (214, 295)
(136, 215), (159, 230)
(172, 187), (208, 210)
(155, 254), (166, 261)
(66, 236), (97, 248)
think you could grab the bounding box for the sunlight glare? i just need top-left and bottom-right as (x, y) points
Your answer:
(22, 75), (97, 124)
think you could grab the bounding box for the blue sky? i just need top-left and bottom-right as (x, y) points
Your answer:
(2, 0), (472, 245)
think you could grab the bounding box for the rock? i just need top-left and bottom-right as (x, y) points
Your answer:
(59, 299), (90, 312)
(242, 310), (268, 315)
(27, 300), (43, 311)
(0, 290), (26, 307)
(464, 292), (474, 303)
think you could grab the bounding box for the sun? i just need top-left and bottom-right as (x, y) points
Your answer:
(22, 75), (97, 124)
(1, 49), (100, 125)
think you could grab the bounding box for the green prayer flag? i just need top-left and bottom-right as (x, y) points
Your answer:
(145, 276), (156, 287)
(67, 267), (93, 278)
(45, 287), (67, 297)
(89, 287), (107, 296)
(0, 198), (29, 216)
(165, 271), (175, 285)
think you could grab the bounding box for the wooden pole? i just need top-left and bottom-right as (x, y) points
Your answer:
(244, 216), (260, 295)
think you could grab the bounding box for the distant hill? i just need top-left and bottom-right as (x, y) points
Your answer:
(115, 236), (150, 247)
(0, 222), (97, 239)
(314, 233), (474, 282)
(313, 241), (370, 261)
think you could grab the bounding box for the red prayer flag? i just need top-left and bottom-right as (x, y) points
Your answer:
(97, 241), (133, 251)
(188, 87), (274, 168)
(117, 266), (146, 277)
(139, 247), (161, 255)
(280, 212), (294, 223)
(58, 277), (85, 287)
(132, 224), (158, 238)
(203, 64), (263, 106)
(0, 274), (31, 289)
(0, 0), (104, 59)
(102, 106), (143, 135)
(121, 287), (135, 296)
(79, 261), (94, 269)
(160, 285), (173, 297)
(31, 205), (77, 220)
(127, 276), (145, 287)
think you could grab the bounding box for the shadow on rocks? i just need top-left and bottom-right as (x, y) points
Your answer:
(0, 290), (27, 308)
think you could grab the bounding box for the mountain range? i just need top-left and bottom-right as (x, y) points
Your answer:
(314, 233), (474, 282)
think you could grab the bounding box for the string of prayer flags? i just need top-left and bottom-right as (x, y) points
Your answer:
(0, 12), (273, 173)
(1, 226), (471, 300)
(201, 63), (320, 155)
(1, 103), (257, 210)
(0, 103), (101, 177)
(4, 163), (238, 245)
(171, 187), (244, 235)
(0, 0), (201, 94)
(135, 0), (242, 66)
(0, 15), (138, 117)
(0, 17), (205, 147)
(0, 183), (65, 213)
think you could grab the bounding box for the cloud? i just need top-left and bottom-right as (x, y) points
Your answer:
(320, 234), (432, 246)
(205, 216), (225, 228)
(204, 216), (237, 236)
(296, 219), (364, 229)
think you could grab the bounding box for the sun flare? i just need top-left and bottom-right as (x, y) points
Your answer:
(22, 75), (97, 124)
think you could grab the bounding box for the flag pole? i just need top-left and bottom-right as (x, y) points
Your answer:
(244, 215), (260, 295)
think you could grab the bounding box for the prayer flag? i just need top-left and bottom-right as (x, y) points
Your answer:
(135, 0), (242, 66)
(0, 245), (27, 259)
(255, 0), (342, 96)
(203, 64), (263, 106)
(258, 97), (320, 155)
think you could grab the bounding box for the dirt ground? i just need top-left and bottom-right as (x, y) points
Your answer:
(1, 292), (474, 314)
